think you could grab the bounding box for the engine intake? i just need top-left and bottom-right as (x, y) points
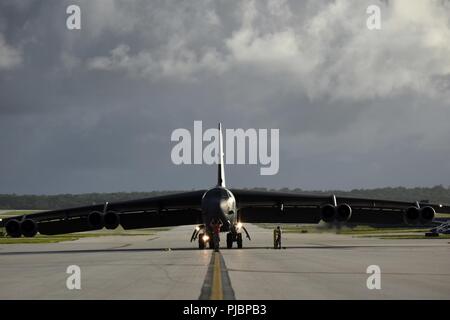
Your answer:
(404, 207), (420, 225)
(87, 211), (104, 229)
(336, 203), (352, 222)
(321, 203), (353, 223)
(420, 206), (435, 224)
(320, 204), (336, 223)
(21, 219), (38, 237)
(5, 219), (21, 238)
(104, 211), (120, 230)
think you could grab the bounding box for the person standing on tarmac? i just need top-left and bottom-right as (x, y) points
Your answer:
(210, 219), (223, 251)
(274, 226), (282, 249)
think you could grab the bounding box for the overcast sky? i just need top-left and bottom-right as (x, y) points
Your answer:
(0, 0), (449, 194)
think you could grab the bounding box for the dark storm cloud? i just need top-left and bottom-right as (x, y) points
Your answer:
(0, 0), (449, 194)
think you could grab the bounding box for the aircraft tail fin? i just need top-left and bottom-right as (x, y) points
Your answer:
(217, 122), (226, 187)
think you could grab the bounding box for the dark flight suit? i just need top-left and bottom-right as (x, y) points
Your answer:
(274, 227), (282, 249)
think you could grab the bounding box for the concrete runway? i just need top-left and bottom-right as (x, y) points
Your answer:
(0, 224), (449, 299)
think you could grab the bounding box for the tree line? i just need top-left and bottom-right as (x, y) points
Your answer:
(0, 185), (449, 210)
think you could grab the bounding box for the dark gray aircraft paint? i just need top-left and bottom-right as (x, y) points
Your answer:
(1, 124), (450, 249)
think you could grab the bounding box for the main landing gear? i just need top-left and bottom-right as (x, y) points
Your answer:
(198, 234), (211, 249)
(190, 225), (211, 249)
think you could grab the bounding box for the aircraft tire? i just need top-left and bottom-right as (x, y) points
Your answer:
(237, 233), (243, 249)
(226, 233), (233, 249)
(198, 236), (205, 249)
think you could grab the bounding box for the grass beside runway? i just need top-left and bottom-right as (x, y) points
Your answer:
(0, 234), (110, 244)
(258, 224), (429, 234)
(0, 227), (170, 244)
(361, 234), (450, 240)
(0, 210), (42, 218)
(256, 223), (449, 240)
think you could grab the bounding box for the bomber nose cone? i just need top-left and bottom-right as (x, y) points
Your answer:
(205, 199), (229, 225)
(219, 199), (230, 215)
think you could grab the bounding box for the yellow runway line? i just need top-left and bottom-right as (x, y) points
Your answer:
(210, 252), (223, 300)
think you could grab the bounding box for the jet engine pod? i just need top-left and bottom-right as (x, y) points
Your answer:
(336, 203), (352, 222)
(404, 207), (420, 225)
(420, 206), (435, 224)
(5, 219), (21, 238)
(21, 219), (38, 237)
(87, 211), (104, 229)
(104, 211), (120, 230)
(320, 204), (336, 223)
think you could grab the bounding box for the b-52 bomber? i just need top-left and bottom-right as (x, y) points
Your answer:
(1, 124), (449, 249)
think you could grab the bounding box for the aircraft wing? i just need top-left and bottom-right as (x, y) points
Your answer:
(231, 189), (450, 225)
(0, 190), (206, 235)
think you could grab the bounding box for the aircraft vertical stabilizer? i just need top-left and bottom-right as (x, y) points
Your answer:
(217, 122), (226, 187)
